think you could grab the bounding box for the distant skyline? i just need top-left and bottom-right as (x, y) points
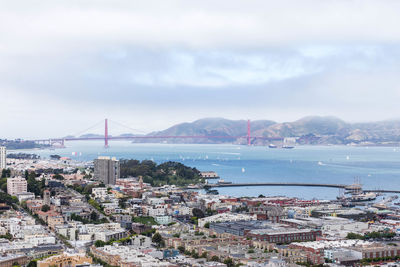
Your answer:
(1, 0), (400, 139)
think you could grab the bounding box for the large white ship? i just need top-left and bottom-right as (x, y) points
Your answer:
(350, 192), (377, 202)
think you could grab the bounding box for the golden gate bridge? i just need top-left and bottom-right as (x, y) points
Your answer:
(31, 119), (284, 148)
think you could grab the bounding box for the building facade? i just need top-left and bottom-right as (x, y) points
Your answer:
(247, 229), (322, 243)
(43, 189), (51, 206)
(0, 146), (6, 170)
(94, 156), (120, 185)
(37, 252), (92, 267)
(7, 176), (27, 196)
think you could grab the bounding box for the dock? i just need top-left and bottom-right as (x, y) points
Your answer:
(204, 182), (349, 189)
(197, 182), (399, 194)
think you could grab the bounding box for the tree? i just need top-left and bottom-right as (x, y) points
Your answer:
(1, 169), (11, 178)
(26, 171), (45, 196)
(346, 232), (364, 240)
(119, 159), (202, 186)
(90, 211), (98, 221)
(224, 258), (234, 267)
(53, 174), (64, 180)
(178, 245), (185, 253)
(94, 240), (106, 247)
(211, 256), (220, 262)
(0, 232), (13, 240)
(0, 192), (18, 205)
(152, 232), (164, 248)
(118, 198), (127, 209)
(204, 222), (210, 228)
(41, 205), (50, 212)
(50, 155), (61, 160)
(1, 183), (7, 192)
(192, 208), (205, 218)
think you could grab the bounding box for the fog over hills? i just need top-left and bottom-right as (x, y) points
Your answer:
(71, 116), (400, 145)
(136, 116), (400, 145)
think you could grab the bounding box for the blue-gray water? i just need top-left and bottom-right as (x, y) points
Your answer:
(20, 142), (400, 200)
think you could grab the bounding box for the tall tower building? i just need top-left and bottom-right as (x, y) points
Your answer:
(94, 156), (120, 185)
(43, 189), (51, 206)
(0, 146), (6, 170)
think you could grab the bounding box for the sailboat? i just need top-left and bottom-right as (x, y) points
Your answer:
(283, 138), (296, 149)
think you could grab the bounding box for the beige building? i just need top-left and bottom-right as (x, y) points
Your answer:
(0, 254), (27, 267)
(7, 176), (27, 196)
(37, 252), (92, 267)
(47, 215), (65, 230)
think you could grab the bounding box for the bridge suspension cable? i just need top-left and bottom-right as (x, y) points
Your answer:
(108, 119), (147, 134)
(71, 119), (105, 138)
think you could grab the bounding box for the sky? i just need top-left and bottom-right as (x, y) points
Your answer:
(1, 0), (400, 138)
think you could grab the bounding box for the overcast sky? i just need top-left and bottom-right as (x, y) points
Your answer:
(1, 0), (400, 138)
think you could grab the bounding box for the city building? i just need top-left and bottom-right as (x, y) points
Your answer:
(155, 215), (173, 225)
(247, 228), (322, 243)
(94, 156), (120, 185)
(0, 146), (6, 170)
(16, 192), (35, 202)
(37, 252), (92, 267)
(0, 254), (27, 267)
(43, 189), (51, 206)
(90, 244), (173, 267)
(200, 171), (219, 178)
(198, 213), (256, 227)
(6, 176), (27, 196)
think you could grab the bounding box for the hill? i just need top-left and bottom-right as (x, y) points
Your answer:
(139, 116), (400, 146)
(136, 118), (276, 144)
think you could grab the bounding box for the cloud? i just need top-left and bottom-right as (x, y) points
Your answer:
(0, 0), (400, 138)
(2, 0), (400, 48)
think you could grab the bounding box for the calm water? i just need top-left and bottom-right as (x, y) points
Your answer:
(18, 142), (400, 200)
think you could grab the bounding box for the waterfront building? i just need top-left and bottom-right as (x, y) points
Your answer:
(0, 146), (6, 170)
(94, 156), (120, 185)
(7, 176), (27, 196)
(200, 171), (219, 178)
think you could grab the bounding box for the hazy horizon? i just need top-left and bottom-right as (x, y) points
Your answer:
(4, 115), (400, 140)
(1, 1), (400, 139)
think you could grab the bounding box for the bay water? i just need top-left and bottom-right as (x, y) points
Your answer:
(20, 141), (400, 200)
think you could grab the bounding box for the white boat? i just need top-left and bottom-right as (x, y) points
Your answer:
(217, 179), (232, 185)
(283, 137), (296, 149)
(351, 192), (377, 202)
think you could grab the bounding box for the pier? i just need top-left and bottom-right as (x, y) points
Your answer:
(198, 182), (400, 194)
(204, 182), (351, 189)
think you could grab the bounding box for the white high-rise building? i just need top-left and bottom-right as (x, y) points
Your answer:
(0, 146), (6, 170)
